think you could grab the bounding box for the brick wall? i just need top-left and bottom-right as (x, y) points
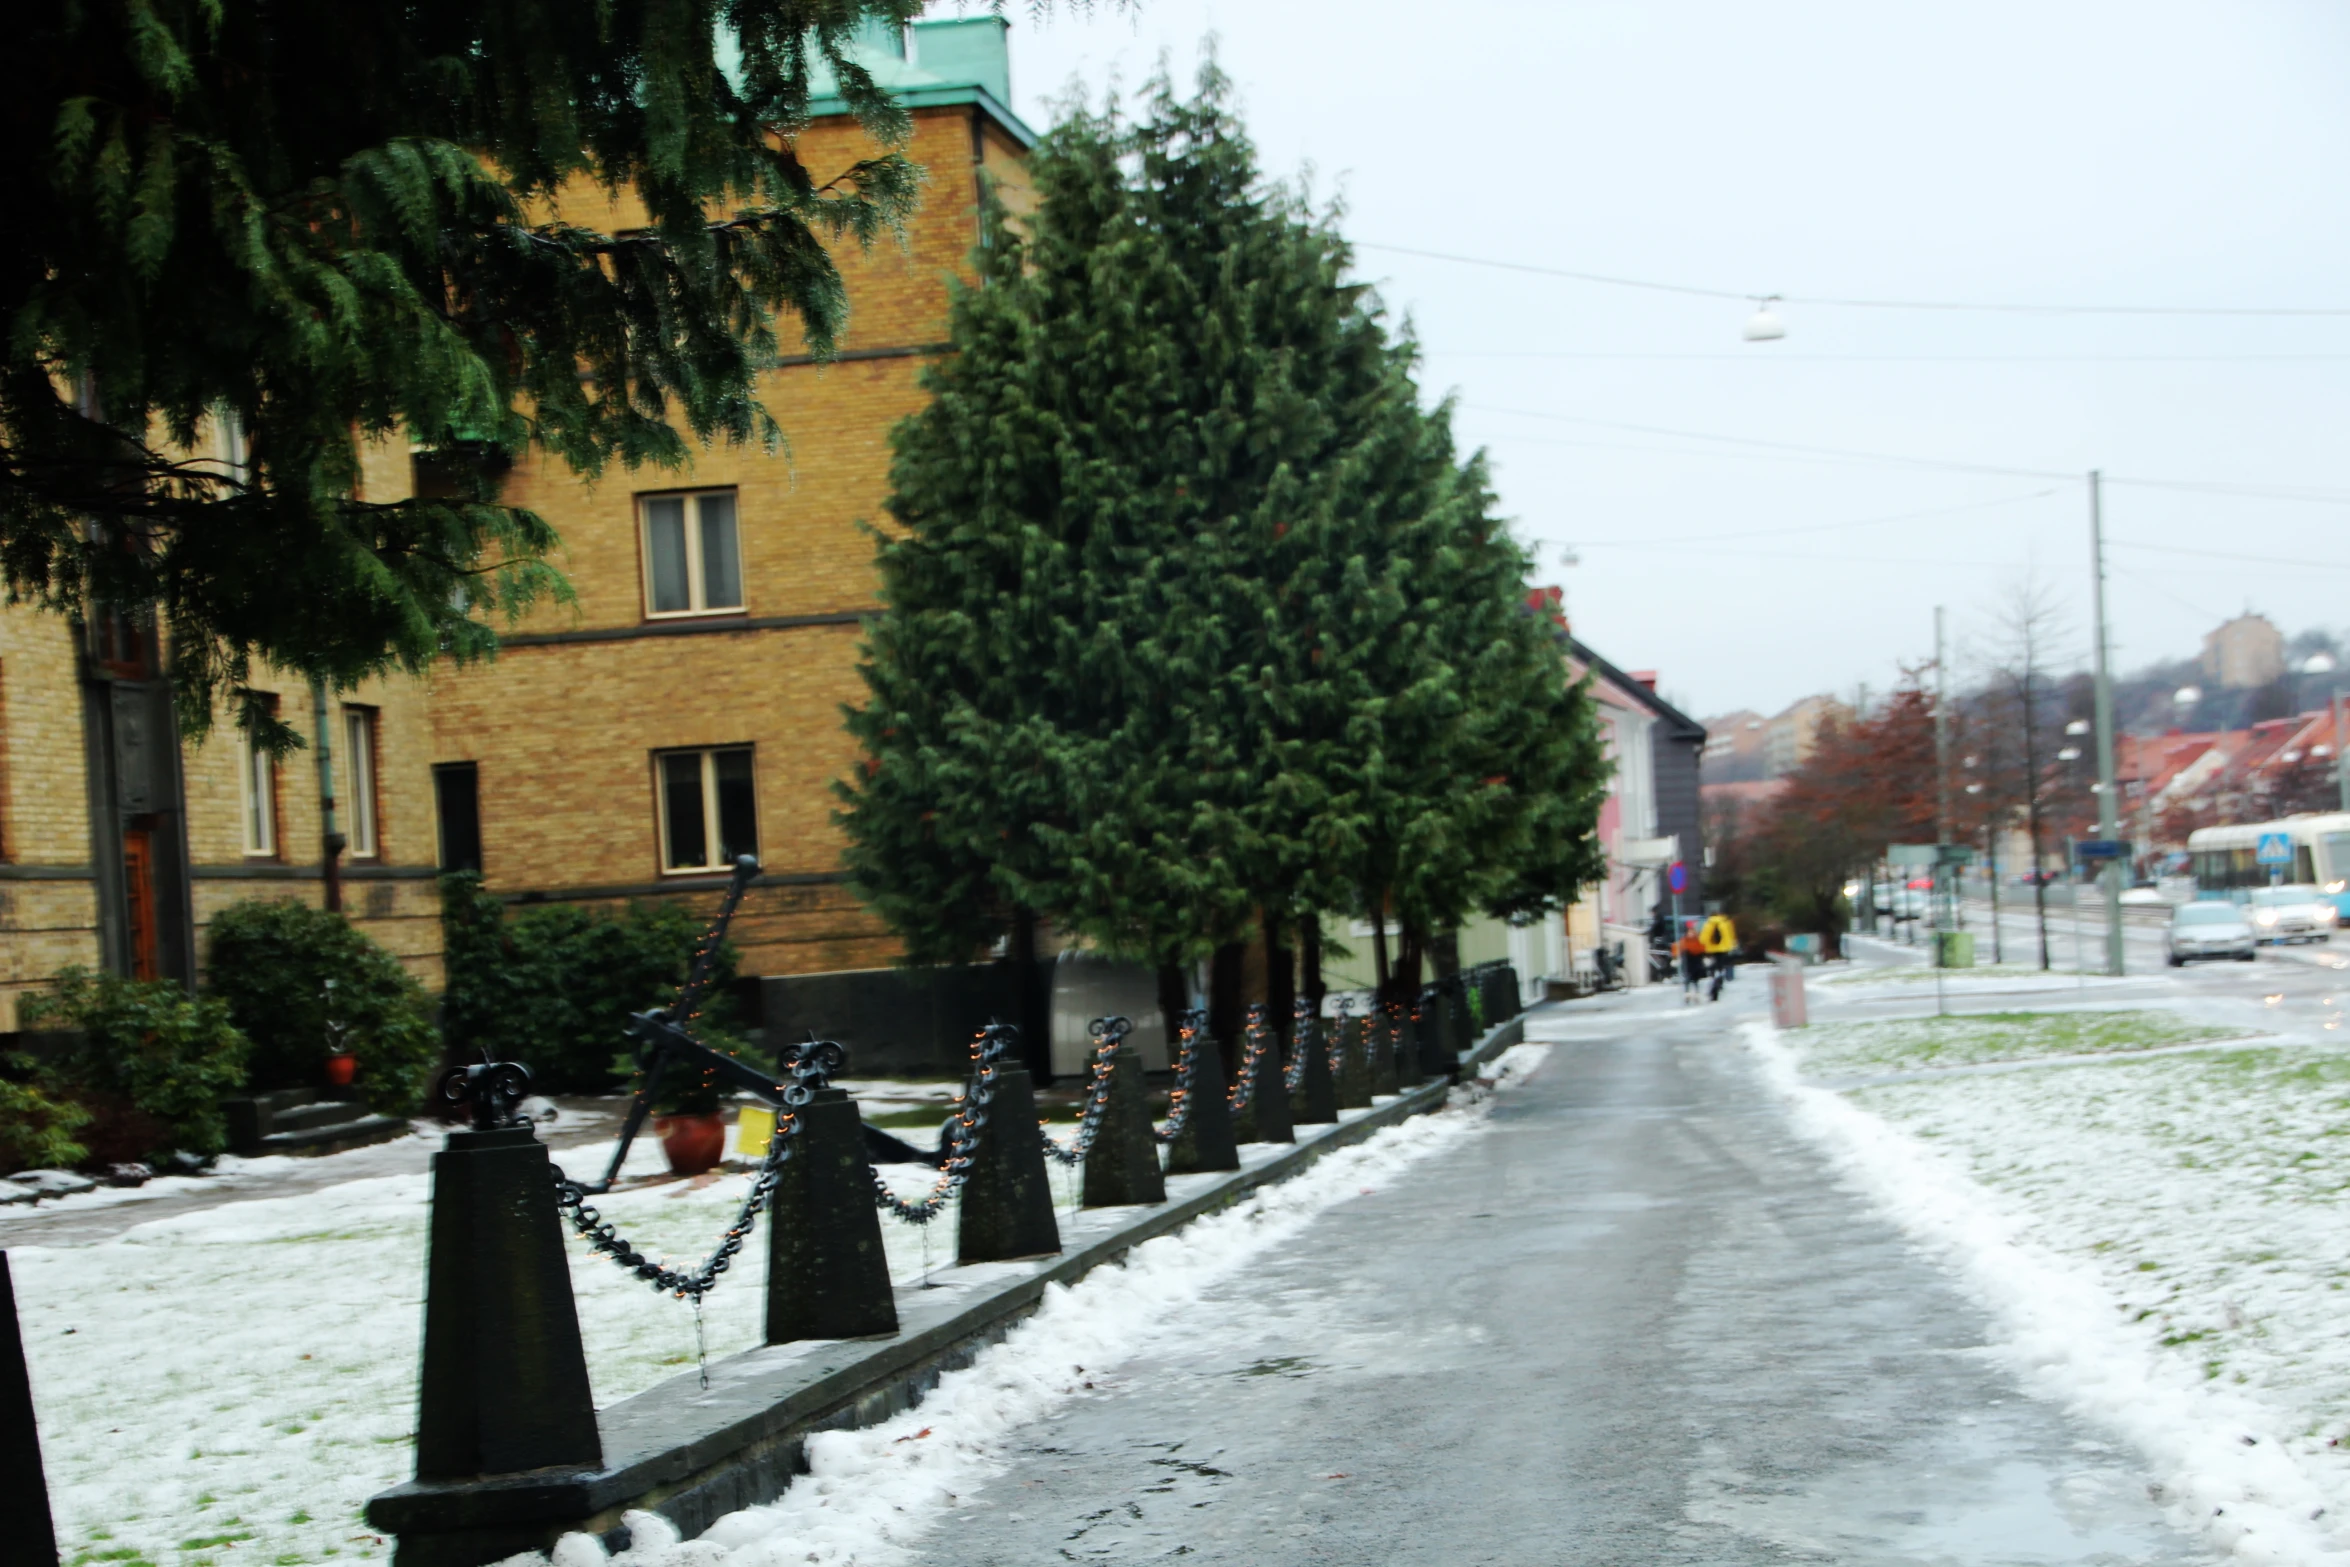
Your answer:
(429, 103), (1029, 976)
(0, 102), (1027, 1012)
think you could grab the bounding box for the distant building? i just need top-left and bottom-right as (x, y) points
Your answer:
(1697, 709), (1768, 782)
(2200, 613), (2286, 690)
(1763, 694), (1851, 780)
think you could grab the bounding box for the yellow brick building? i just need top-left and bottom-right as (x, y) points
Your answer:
(0, 19), (1035, 1024)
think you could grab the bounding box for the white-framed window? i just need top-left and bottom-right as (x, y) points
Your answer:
(342, 706), (379, 858)
(656, 747), (758, 873)
(640, 491), (742, 617)
(239, 703), (277, 857)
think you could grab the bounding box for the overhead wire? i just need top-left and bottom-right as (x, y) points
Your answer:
(1424, 350), (2350, 364)
(1572, 488), (2059, 546)
(1462, 403), (2350, 505)
(1356, 240), (2350, 318)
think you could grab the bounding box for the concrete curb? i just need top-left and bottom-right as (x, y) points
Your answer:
(370, 1012), (1526, 1565)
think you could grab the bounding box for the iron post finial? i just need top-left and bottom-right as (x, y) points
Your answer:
(437, 1059), (533, 1132)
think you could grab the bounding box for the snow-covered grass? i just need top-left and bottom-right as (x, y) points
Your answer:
(26, 1135), (980, 1567)
(25, 1062), (1528, 1567)
(1796, 1009), (2244, 1076)
(1750, 1009), (2350, 1562)
(534, 1048), (1546, 1567)
(1816, 960), (2127, 989)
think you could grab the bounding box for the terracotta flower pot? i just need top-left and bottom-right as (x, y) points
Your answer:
(324, 1053), (358, 1088)
(656, 1112), (726, 1176)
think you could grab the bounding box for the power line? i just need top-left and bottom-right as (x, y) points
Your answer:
(1573, 488), (2058, 546)
(1423, 350), (2350, 364)
(2108, 539), (2350, 571)
(1358, 240), (2350, 318)
(1463, 403), (2071, 480)
(1571, 539), (2027, 569)
(1463, 403), (2350, 504)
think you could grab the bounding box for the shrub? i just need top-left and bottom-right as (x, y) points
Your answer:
(19, 968), (250, 1159)
(440, 874), (741, 1095)
(0, 1078), (91, 1171)
(204, 899), (442, 1114)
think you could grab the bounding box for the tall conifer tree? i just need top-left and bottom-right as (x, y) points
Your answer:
(843, 58), (1609, 1004)
(10, 1), (924, 740)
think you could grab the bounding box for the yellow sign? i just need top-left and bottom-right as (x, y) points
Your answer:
(736, 1104), (776, 1155)
(1699, 914), (1738, 954)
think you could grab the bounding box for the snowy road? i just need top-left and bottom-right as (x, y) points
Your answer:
(889, 986), (2209, 1565)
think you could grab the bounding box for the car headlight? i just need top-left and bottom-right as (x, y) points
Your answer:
(2256, 911), (2278, 925)
(2327, 881), (2347, 896)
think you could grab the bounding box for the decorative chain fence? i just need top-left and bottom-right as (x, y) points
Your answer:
(871, 1021), (1019, 1224)
(1284, 997), (1315, 1090)
(1040, 1014), (1128, 1167)
(546, 1036), (843, 1301)
(1226, 1003), (1275, 1115)
(1152, 1009), (1210, 1144)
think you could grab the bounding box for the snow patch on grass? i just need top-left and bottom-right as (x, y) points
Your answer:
(28, 1134), (975, 1567)
(534, 1051), (1550, 1567)
(1744, 1018), (2350, 1562)
(1793, 1009), (2242, 1076)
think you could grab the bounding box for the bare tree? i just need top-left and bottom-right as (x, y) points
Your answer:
(1994, 577), (2076, 972)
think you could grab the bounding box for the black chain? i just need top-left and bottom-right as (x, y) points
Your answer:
(1153, 1008), (1208, 1144)
(873, 1023), (1017, 1224)
(1226, 1004), (1273, 1115)
(1284, 997), (1314, 1091)
(1331, 995), (1357, 1079)
(1041, 1015), (1127, 1166)
(549, 1040), (833, 1300)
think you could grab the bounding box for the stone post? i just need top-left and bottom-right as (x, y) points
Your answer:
(0, 1254), (56, 1567)
(1333, 1014), (1373, 1110)
(1415, 990), (1454, 1082)
(1164, 1034), (1240, 1174)
(957, 1066), (1062, 1263)
(415, 1127), (601, 1481)
(1368, 1013), (1399, 1096)
(1289, 1018), (1339, 1126)
(1081, 1045), (1167, 1207)
(766, 1088), (900, 1344)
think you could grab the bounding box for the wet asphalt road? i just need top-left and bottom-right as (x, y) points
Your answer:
(901, 984), (2209, 1565)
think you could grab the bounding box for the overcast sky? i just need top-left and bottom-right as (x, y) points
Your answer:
(962, 0), (2350, 721)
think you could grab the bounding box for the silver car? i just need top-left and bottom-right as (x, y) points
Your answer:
(2167, 901), (2257, 966)
(2246, 884), (2338, 945)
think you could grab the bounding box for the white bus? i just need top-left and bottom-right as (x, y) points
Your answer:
(2186, 814), (2350, 916)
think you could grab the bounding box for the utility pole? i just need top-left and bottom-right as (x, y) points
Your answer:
(2089, 472), (2124, 976)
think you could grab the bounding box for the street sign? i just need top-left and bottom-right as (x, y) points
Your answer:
(1887, 843), (1938, 867)
(1667, 861), (1689, 894)
(2256, 831), (2293, 866)
(1935, 844), (1976, 866)
(2074, 839), (2128, 861)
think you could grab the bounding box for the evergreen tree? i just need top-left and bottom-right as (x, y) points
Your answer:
(9, 0), (924, 742)
(843, 63), (1358, 977)
(842, 58), (1610, 1010)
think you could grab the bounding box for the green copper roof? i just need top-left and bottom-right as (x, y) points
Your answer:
(806, 17), (1036, 147)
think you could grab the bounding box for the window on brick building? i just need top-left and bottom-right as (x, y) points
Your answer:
(640, 491), (742, 616)
(239, 696), (279, 857)
(434, 762), (482, 873)
(656, 747), (757, 873)
(342, 706), (380, 858)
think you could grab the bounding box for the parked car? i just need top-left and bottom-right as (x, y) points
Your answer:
(2245, 884), (2338, 945)
(2014, 869), (2060, 887)
(2167, 901), (2258, 966)
(2120, 886), (2173, 908)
